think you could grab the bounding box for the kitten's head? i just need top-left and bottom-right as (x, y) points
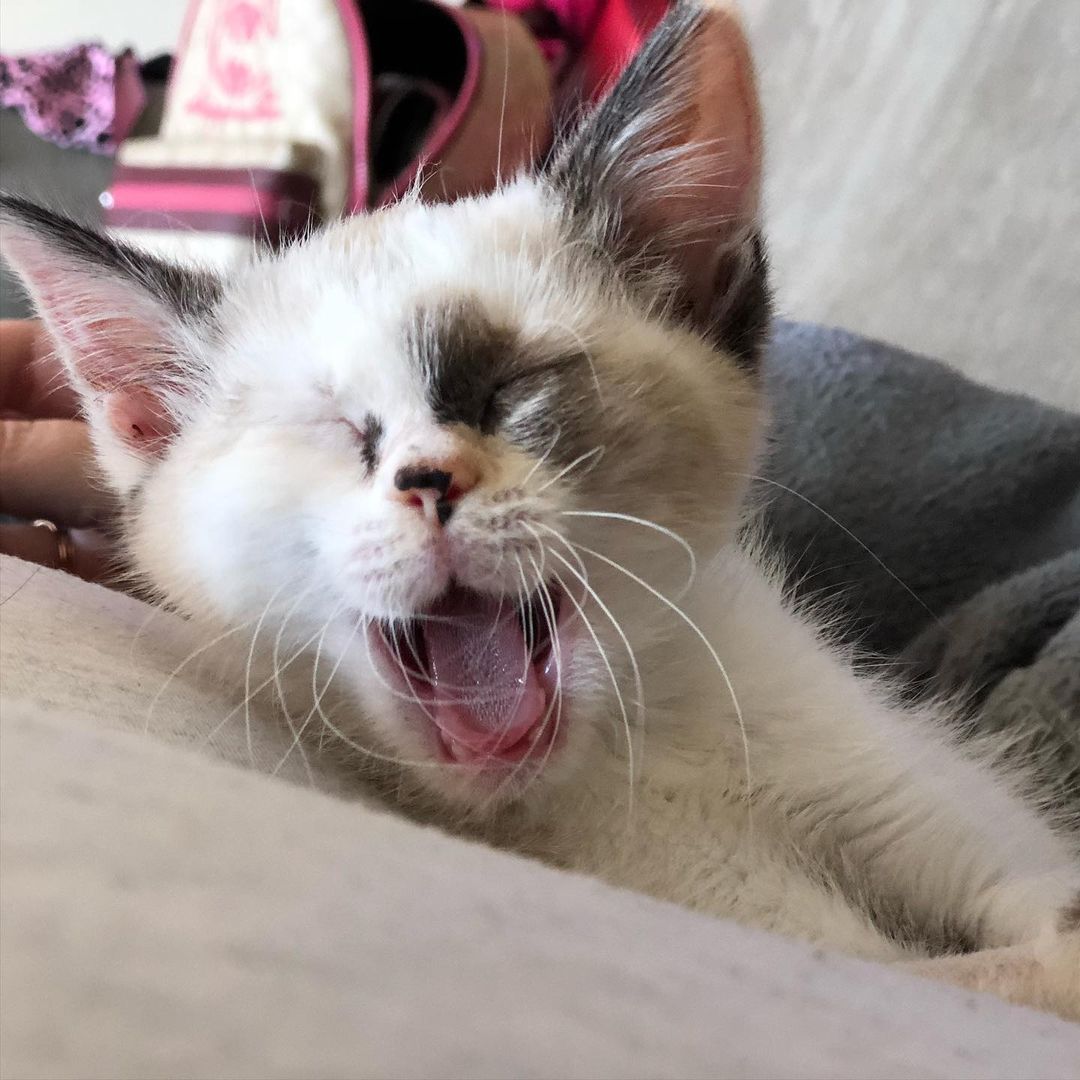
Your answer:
(1, 2), (767, 816)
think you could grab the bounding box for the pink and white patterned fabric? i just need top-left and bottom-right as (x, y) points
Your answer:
(0, 43), (146, 155)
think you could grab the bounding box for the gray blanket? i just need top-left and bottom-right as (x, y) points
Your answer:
(762, 322), (1080, 796)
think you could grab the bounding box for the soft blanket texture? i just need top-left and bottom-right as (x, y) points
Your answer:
(762, 322), (1080, 793)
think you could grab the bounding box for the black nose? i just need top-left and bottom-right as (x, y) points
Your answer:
(394, 466), (452, 495)
(393, 466), (455, 525)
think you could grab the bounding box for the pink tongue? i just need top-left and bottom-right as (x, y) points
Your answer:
(423, 590), (546, 754)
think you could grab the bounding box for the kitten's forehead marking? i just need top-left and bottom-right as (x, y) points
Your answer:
(408, 299), (516, 433)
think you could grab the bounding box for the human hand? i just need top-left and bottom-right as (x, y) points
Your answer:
(0, 319), (117, 582)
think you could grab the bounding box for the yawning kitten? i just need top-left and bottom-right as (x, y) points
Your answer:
(3, 1), (1078, 1019)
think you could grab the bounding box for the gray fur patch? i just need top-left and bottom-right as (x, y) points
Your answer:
(547, 3), (705, 239)
(406, 300), (595, 465)
(359, 413), (384, 475)
(703, 231), (771, 372)
(408, 299), (516, 433)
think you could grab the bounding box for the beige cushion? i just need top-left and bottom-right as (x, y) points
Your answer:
(3, 555), (1080, 1078)
(0, 553), (360, 796)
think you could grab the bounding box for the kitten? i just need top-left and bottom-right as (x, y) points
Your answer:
(3, 1), (1078, 1019)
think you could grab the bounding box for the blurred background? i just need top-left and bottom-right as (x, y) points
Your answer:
(2, 0), (1078, 405)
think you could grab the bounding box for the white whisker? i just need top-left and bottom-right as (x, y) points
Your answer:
(523, 555), (566, 779)
(729, 471), (944, 631)
(522, 424), (563, 487)
(559, 509), (696, 592)
(545, 533), (645, 816)
(269, 584), (319, 786)
(494, 3), (510, 189)
(536, 445), (605, 493)
(244, 584), (289, 767)
(388, 617), (441, 727)
(572, 540), (754, 837)
(200, 620), (331, 751)
(550, 563), (636, 819)
(144, 619), (254, 735)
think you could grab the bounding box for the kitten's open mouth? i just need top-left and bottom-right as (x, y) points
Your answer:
(374, 583), (567, 766)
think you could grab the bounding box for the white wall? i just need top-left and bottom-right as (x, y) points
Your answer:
(0, 0), (186, 54)
(740, 0), (1080, 403)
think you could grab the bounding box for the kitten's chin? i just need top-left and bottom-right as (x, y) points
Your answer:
(365, 582), (577, 805)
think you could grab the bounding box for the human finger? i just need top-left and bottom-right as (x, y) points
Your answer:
(0, 319), (82, 419)
(0, 417), (114, 525)
(0, 522), (115, 584)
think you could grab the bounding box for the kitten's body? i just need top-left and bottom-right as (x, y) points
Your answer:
(3, 1), (1077, 1019)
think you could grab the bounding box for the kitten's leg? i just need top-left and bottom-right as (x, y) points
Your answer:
(752, 691), (1080, 1016)
(714, 574), (1080, 951)
(752, 687), (1080, 950)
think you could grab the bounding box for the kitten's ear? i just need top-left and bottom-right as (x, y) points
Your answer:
(550, 1), (768, 366)
(0, 194), (221, 490)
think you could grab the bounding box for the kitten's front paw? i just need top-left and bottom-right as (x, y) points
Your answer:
(1032, 924), (1080, 1021)
(901, 931), (1080, 1023)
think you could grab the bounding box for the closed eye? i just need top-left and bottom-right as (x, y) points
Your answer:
(336, 413), (384, 474)
(483, 354), (584, 433)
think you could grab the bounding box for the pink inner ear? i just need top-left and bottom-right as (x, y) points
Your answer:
(105, 387), (177, 455)
(667, 7), (762, 230)
(622, 7), (763, 324)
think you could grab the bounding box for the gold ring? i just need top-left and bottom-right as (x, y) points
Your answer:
(31, 519), (75, 572)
